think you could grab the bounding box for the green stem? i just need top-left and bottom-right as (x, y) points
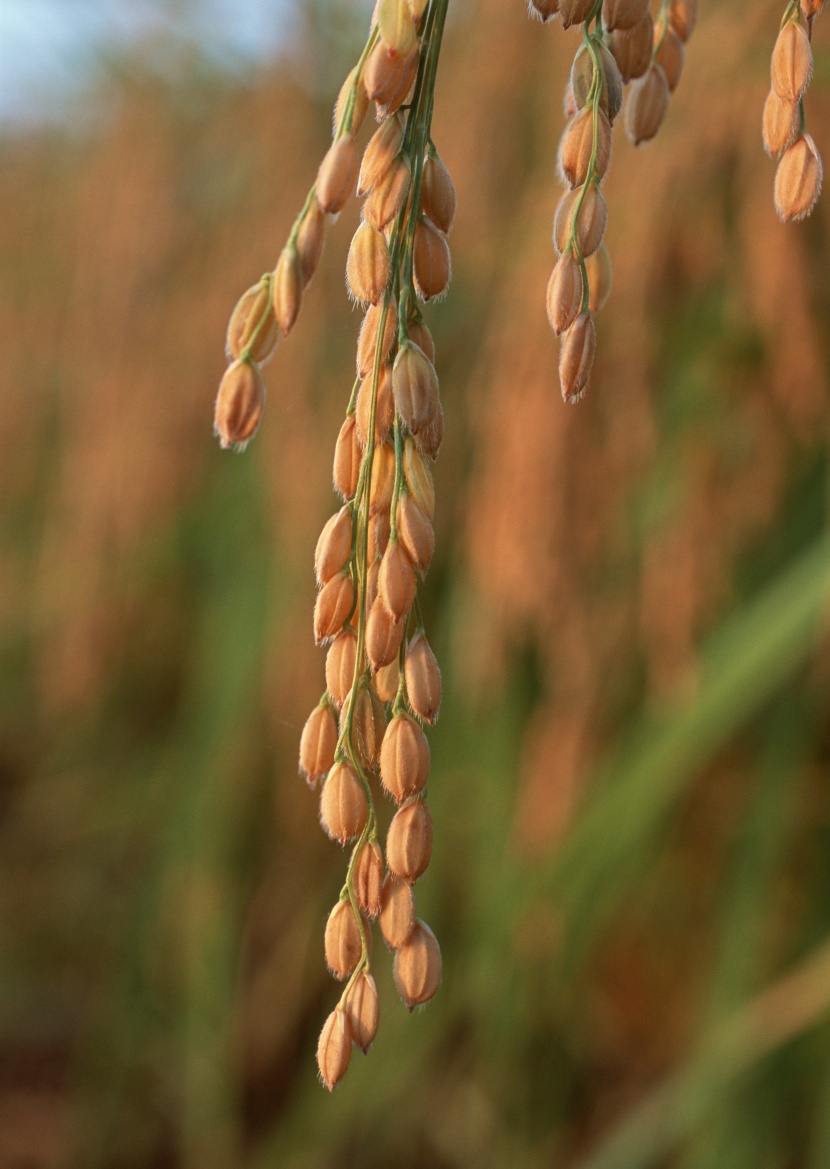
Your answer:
(339, 25), (380, 138)
(653, 0), (673, 59)
(780, 0), (800, 30)
(240, 272), (275, 363)
(392, 619), (412, 717)
(398, 0), (450, 329)
(285, 22), (379, 254)
(345, 375), (361, 417)
(287, 186), (317, 250)
(337, 817), (373, 1003)
(390, 417), (405, 542)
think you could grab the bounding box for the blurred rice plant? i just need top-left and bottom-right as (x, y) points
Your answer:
(1, 1), (830, 1167)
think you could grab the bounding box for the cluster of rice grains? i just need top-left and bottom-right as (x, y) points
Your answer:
(215, 0), (449, 1091)
(529, 0), (698, 401)
(763, 1), (825, 222)
(212, 0), (827, 1096)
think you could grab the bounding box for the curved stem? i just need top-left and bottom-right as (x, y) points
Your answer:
(240, 272), (275, 362)
(339, 25), (380, 138)
(652, 0), (673, 59)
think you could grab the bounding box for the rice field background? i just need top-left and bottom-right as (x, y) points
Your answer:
(2, 1), (830, 1166)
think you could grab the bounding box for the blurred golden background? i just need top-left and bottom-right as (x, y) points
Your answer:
(3, 0), (830, 1165)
